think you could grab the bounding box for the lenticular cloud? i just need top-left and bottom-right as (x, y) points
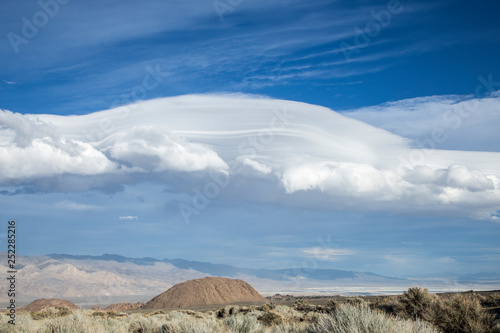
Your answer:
(0, 94), (499, 220)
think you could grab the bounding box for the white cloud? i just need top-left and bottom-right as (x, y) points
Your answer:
(55, 201), (101, 211)
(108, 126), (228, 173)
(118, 216), (138, 221)
(302, 247), (355, 261)
(1, 94), (499, 220)
(0, 110), (117, 182)
(345, 93), (500, 152)
(281, 161), (500, 219)
(240, 157), (272, 175)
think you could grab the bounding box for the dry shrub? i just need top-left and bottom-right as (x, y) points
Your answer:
(162, 310), (221, 333)
(164, 310), (188, 322)
(0, 312), (36, 333)
(432, 293), (496, 333)
(493, 320), (500, 333)
(217, 305), (242, 318)
(373, 296), (400, 315)
(270, 321), (315, 333)
(159, 323), (177, 333)
(229, 306), (240, 316)
(301, 311), (323, 324)
(108, 311), (128, 318)
(259, 303), (277, 312)
(258, 312), (283, 326)
(31, 306), (72, 320)
(272, 305), (303, 320)
(179, 310), (205, 319)
(292, 299), (327, 314)
(325, 299), (339, 312)
(293, 300), (315, 312)
(91, 310), (127, 319)
(482, 294), (500, 308)
(314, 305), (326, 313)
(345, 297), (366, 307)
(151, 310), (168, 315)
(128, 315), (163, 333)
(392, 288), (497, 333)
(395, 287), (436, 321)
(175, 317), (221, 333)
(216, 306), (229, 319)
(38, 310), (128, 333)
(4, 293), (497, 333)
(223, 314), (264, 333)
(316, 303), (440, 333)
(239, 306), (252, 314)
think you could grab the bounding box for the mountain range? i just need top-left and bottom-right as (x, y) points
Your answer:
(1, 253), (498, 307)
(47, 253), (395, 281)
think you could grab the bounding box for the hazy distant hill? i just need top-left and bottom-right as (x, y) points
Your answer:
(47, 253), (398, 281)
(1, 253), (498, 307)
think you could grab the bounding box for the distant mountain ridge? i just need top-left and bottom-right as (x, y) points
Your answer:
(47, 253), (400, 281)
(1, 252), (497, 306)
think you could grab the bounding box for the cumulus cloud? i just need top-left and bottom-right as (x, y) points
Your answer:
(0, 94), (499, 220)
(107, 126), (228, 173)
(281, 162), (500, 219)
(0, 110), (117, 183)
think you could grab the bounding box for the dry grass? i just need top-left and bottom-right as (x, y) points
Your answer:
(1, 288), (499, 333)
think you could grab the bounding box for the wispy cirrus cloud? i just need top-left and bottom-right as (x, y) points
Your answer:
(0, 0), (443, 114)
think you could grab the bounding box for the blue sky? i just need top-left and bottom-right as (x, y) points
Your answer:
(1, 0), (499, 114)
(0, 0), (499, 278)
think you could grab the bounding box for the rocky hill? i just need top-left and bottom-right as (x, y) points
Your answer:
(22, 298), (78, 312)
(105, 302), (145, 311)
(143, 277), (266, 309)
